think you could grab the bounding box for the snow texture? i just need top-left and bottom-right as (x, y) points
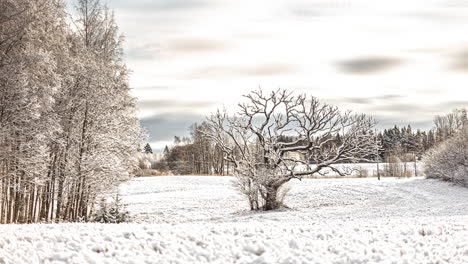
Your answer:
(1, 176), (467, 263)
(295, 162), (422, 177)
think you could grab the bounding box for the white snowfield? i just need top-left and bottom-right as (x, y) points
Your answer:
(1, 176), (468, 264)
(294, 162), (423, 177)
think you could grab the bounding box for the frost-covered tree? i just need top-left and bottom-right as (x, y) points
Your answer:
(203, 89), (378, 210)
(0, 0), (144, 223)
(47, 0), (143, 222)
(0, 0), (70, 224)
(434, 108), (468, 143)
(423, 127), (468, 187)
(423, 109), (468, 187)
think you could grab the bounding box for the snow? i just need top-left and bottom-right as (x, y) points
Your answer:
(1, 176), (468, 263)
(295, 162), (423, 177)
(120, 176), (466, 224)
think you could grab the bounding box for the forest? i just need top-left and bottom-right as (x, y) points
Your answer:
(0, 0), (143, 223)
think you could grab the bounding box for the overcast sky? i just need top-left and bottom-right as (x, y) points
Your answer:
(69, 0), (468, 151)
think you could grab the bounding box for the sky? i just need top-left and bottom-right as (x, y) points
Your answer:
(68, 0), (468, 152)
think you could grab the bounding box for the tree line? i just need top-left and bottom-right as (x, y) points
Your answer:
(151, 123), (227, 175)
(0, 0), (143, 223)
(147, 111), (464, 176)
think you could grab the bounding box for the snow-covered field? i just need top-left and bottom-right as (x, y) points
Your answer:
(1, 176), (468, 263)
(297, 162), (423, 177)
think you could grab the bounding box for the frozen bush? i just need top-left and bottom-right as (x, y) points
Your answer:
(355, 167), (369, 177)
(423, 128), (468, 187)
(92, 194), (131, 223)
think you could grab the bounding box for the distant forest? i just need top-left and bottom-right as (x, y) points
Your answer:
(140, 109), (467, 176)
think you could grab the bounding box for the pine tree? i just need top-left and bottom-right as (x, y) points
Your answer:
(144, 143), (153, 154)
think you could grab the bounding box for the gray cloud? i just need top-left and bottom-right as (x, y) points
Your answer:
(325, 94), (404, 105)
(137, 99), (218, 110)
(367, 103), (426, 114)
(140, 112), (206, 143)
(373, 94), (403, 101)
(367, 101), (467, 115)
(366, 101), (467, 129)
(187, 63), (299, 79)
(109, 0), (211, 12)
(375, 118), (433, 131)
(322, 97), (466, 130)
(450, 48), (468, 72)
(336, 56), (402, 74)
(125, 43), (160, 61)
(132, 86), (173, 91)
(126, 38), (228, 61)
(167, 38), (228, 54)
(436, 101), (468, 110)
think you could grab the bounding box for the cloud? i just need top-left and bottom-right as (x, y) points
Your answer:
(367, 103), (425, 114)
(325, 94), (404, 105)
(110, 0), (212, 12)
(132, 86), (173, 91)
(366, 101), (468, 124)
(373, 94), (403, 101)
(450, 48), (468, 72)
(125, 43), (160, 61)
(371, 103), (437, 115)
(322, 98), (466, 130)
(140, 112), (206, 143)
(336, 56), (402, 74)
(166, 38), (228, 54)
(403, 11), (463, 23)
(288, 0), (354, 18)
(126, 38), (228, 61)
(137, 99), (218, 111)
(187, 63), (299, 79)
(290, 6), (324, 18)
(375, 118), (433, 131)
(436, 100), (468, 110)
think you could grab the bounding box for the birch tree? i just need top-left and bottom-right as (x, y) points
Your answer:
(0, 0), (143, 223)
(0, 0), (68, 223)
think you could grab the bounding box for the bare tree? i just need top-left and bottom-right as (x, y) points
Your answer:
(203, 89), (378, 211)
(434, 108), (468, 143)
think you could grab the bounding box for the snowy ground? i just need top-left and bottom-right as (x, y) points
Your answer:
(296, 162), (423, 177)
(1, 176), (468, 263)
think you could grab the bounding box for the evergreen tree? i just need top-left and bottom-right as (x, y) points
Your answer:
(144, 143), (153, 154)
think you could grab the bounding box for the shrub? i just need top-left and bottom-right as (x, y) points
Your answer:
(92, 194), (131, 223)
(381, 156), (414, 177)
(355, 166), (369, 177)
(423, 128), (468, 187)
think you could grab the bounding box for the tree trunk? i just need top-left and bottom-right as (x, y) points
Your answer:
(263, 185), (280, 211)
